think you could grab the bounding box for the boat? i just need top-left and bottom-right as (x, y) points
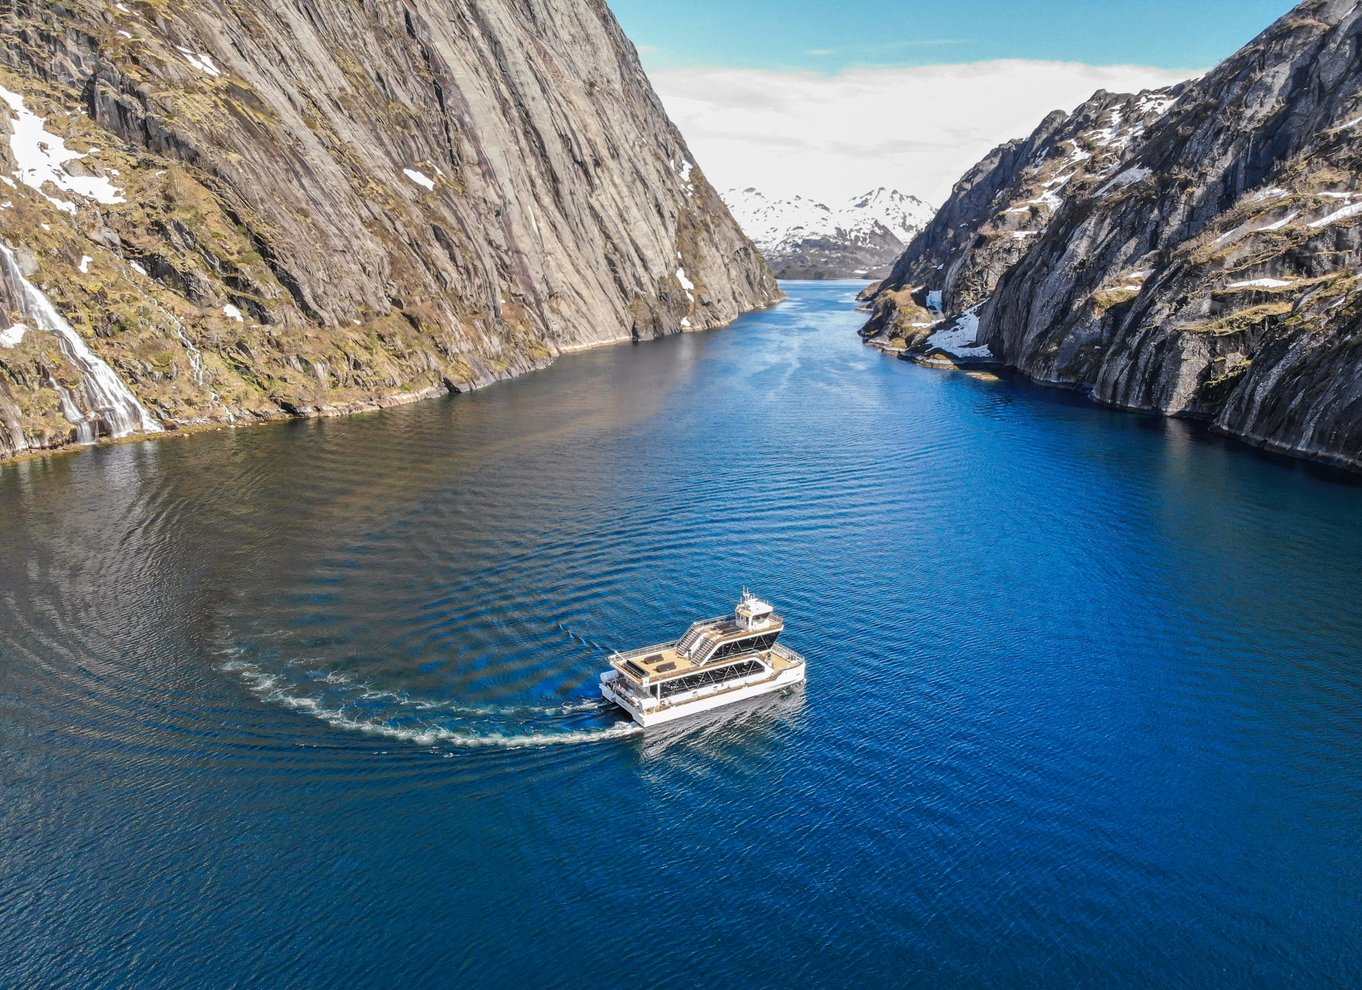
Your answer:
(600, 591), (807, 727)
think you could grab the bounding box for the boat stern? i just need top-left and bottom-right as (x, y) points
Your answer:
(600, 671), (648, 726)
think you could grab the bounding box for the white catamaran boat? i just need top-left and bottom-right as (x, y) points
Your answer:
(600, 592), (806, 727)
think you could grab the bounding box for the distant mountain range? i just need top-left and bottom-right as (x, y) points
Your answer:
(723, 187), (935, 279)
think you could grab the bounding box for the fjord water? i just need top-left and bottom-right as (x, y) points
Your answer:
(2, 282), (1360, 988)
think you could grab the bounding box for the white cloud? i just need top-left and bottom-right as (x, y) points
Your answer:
(651, 60), (1199, 205)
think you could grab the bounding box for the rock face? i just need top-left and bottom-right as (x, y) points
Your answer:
(724, 186), (934, 279)
(0, 0), (778, 459)
(864, 0), (1362, 471)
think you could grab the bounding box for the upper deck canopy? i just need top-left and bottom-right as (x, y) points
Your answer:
(611, 592), (785, 686)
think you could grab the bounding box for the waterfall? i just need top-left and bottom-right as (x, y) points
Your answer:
(0, 244), (162, 442)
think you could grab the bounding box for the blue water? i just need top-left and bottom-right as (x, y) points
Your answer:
(2, 281), (1360, 988)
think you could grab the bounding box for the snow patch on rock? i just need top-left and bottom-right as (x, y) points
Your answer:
(177, 47), (222, 77)
(403, 168), (436, 191)
(925, 308), (993, 360)
(1259, 212), (1299, 232)
(1227, 277), (1295, 289)
(673, 158), (695, 195)
(1309, 201), (1362, 229)
(0, 83), (125, 213)
(1213, 210), (1301, 247)
(676, 264), (695, 302)
(1098, 166), (1152, 196)
(1135, 92), (1179, 119)
(0, 323), (28, 348)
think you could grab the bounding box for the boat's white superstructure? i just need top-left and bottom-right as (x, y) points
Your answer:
(600, 592), (806, 727)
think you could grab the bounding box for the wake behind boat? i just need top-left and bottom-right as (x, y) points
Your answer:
(600, 592), (806, 727)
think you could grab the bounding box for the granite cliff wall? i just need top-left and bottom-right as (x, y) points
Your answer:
(865, 0), (1362, 471)
(0, 0), (779, 458)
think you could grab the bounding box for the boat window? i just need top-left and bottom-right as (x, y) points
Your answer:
(706, 632), (779, 662)
(658, 658), (765, 699)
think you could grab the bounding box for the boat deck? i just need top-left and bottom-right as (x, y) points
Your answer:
(612, 639), (802, 685)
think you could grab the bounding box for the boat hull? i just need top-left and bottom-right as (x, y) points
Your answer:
(601, 663), (806, 728)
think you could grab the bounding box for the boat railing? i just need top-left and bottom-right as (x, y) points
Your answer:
(610, 614), (732, 664)
(612, 626), (799, 669)
(609, 640), (682, 665)
(701, 613), (785, 635)
(676, 614), (734, 652)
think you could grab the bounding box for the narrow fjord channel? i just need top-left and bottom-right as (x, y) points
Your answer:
(2, 282), (1360, 987)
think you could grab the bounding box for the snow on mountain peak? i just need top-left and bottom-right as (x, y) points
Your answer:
(722, 186), (938, 279)
(724, 186), (935, 255)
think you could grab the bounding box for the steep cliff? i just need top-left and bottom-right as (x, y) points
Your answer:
(864, 0), (1362, 471)
(0, 0), (778, 459)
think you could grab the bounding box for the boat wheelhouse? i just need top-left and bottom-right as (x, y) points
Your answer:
(600, 592), (806, 727)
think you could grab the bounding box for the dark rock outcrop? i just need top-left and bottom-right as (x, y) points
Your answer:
(0, 0), (778, 459)
(864, 0), (1362, 471)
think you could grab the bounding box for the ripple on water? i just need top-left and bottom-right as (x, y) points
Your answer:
(3, 282), (1362, 989)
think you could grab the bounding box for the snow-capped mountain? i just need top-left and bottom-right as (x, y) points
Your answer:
(723, 187), (935, 279)
(842, 187), (936, 244)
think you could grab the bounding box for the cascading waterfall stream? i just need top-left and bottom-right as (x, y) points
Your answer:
(0, 244), (162, 442)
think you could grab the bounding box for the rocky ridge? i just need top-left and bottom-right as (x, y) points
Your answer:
(0, 0), (778, 460)
(864, 0), (1362, 471)
(724, 186), (934, 279)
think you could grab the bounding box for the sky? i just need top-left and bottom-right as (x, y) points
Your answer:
(610, 0), (1297, 204)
